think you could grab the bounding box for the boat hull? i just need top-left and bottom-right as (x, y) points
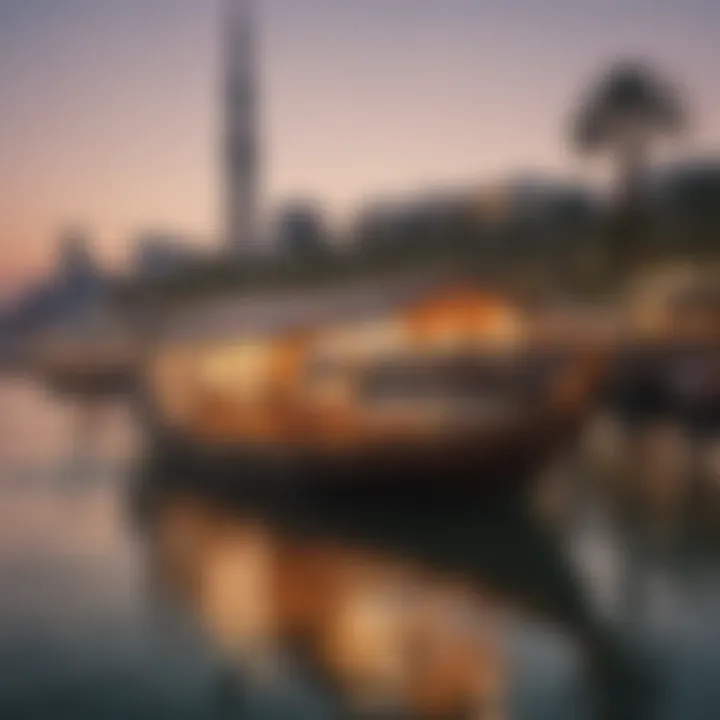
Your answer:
(142, 393), (589, 506)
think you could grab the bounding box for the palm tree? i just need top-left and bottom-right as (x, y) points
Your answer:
(573, 61), (685, 262)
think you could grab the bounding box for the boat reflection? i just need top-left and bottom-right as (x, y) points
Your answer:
(130, 458), (657, 720)
(133, 479), (510, 719)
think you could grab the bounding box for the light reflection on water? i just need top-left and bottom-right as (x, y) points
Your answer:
(0, 380), (218, 719)
(0, 378), (139, 476)
(0, 379), (719, 719)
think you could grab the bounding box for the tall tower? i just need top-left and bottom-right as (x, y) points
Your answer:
(223, 0), (260, 257)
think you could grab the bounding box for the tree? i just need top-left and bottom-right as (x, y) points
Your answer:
(573, 61), (685, 264)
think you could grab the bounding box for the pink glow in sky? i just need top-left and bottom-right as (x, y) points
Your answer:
(0, 0), (719, 284)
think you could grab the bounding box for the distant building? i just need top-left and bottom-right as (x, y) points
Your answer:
(0, 229), (112, 365)
(348, 180), (603, 264)
(133, 232), (203, 281)
(352, 202), (409, 251)
(470, 178), (597, 225)
(57, 228), (102, 288)
(275, 202), (328, 257)
(224, 0), (261, 257)
(353, 192), (480, 252)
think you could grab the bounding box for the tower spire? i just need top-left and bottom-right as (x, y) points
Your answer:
(223, 0), (260, 257)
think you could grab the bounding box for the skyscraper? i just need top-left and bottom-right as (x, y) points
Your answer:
(223, 0), (260, 257)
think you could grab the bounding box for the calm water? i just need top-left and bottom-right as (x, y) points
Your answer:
(0, 378), (719, 719)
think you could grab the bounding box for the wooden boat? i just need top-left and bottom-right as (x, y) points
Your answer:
(142, 274), (607, 497)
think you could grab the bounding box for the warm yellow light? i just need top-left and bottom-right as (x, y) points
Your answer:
(478, 308), (525, 348)
(199, 340), (272, 399)
(314, 320), (408, 364)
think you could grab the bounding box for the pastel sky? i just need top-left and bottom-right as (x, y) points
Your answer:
(1, 0), (719, 288)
